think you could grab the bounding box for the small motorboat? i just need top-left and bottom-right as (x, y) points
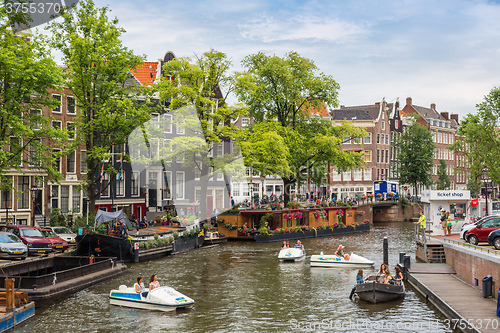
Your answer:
(310, 252), (374, 268)
(205, 231), (228, 244)
(109, 285), (194, 312)
(278, 247), (306, 262)
(350, 275), (405, 304)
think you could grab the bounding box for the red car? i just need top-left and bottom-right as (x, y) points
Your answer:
(0, 225), (53, 254)
(466, 216), (500, 245)
(39, 228), (69, 252)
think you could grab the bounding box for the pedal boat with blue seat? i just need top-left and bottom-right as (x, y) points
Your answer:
(109, 285), (194, 311)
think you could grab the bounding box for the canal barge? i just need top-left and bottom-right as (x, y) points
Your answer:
(0, 256), (126, 307)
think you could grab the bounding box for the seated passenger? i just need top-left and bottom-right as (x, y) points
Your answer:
(281, 240), (289, 249)
(377, 263), (387, 275)
(335, 244), (350, 261)
(134, 276), (148, 297)
(394, 266), (403, 285)
(294, 240), (305, 253)
(149, 274), (160, 291)
(384, 268), (394, 284)
(356, 269), (364, 284)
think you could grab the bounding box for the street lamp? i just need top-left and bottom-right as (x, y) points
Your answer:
(30, 185), (38, 227)
(141, 185), (149, 220)
(481, 167), (490, 216)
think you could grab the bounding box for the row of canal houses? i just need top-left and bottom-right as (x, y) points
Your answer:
(1, 47), (466, 227)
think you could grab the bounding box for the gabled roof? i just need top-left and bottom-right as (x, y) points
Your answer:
(331, 109), (373, 121)
(130, 62), (158, 86)
(411, 105), (445, 121)
(301, 99), (329, 117)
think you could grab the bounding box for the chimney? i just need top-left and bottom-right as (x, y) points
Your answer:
(406, 97), (412, 106)
(340, 105), (345, 109)
(440, 112), (449, 120)
(375, 102), (380, 106)
(450, 114), (459, 124)
(430, 103), (436, 111)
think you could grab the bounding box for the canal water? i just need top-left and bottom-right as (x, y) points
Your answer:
(17, 222), (454, 332)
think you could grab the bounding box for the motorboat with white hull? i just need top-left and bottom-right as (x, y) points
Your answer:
(350, 275), (405, 304)
(278, 248), (306, 262)
(109, 285), (194, 312)
(310, 253), (374, 268)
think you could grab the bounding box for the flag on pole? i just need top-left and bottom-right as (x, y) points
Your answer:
(100, 158), (105, 184)
(118, 156), (123, 182)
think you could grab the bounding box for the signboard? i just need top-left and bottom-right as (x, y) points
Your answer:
(427, 190), (470, 201)
(403, 186), (408, 191)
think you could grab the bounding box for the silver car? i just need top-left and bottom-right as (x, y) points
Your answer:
(50, 226), (77, 245)
(0, 231), (28, 260)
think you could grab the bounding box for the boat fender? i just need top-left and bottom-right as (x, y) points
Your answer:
(349, 287), (356, 300)
(320, 251), (323, 255)
(89, 255), (95, 264)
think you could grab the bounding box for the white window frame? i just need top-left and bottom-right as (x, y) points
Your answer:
(381, 121), (385, 130)
(163, 171), (172, 200)
(163, 114), (172, 133)
(131, 171), (140, 197)
(67, 121), (75, 140)
(364, 133), (372, 144)
(52, 94), (62, 113)
(364, 169), (372, 181)
(116, 170), (125, 197)
(80, 150), (87, 174)
(66, 96), (76, 114)
(66, 150), (76, 173)
(175, 171), (184, 199)
(343, 170), (351, 181)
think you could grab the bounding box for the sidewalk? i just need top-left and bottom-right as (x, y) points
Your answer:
(408, 263), (499, 333)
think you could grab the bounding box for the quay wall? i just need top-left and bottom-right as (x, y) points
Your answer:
(444, 243), (500, 293)
(373, 203), (420, 222)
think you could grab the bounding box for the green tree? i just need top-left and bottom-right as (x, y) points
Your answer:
(450, 87), (500, 188)
(47, 0), (153, 213)
(436, 159), (450, 190)
(234, 52), (366, 205)
(396, 117), (435, 195)
(0, 7), (67, 191)
(156, 50), (246, 220)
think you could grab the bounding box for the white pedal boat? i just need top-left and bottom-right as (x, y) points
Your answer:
(278, 247), (306, 261)
(310, 252), (374, 268)
(109, 285), (194, 311)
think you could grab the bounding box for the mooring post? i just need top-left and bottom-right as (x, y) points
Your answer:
(6, 278), (15, 312)
(383, 237), (388, 265)
(134, 242), (139, 263)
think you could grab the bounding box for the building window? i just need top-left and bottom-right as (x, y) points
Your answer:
(232, 183), (240, 197)
(52, 120), (62, 129)
(175, 172), (184, 199)
(243, 183), (249, 196)
(385, 150), (389, 164)
(80, 150), (87, 173)
(61, 185), (69, 213)
(364, 151), (372, 162)
(364, 169), (372, 181)
(241, 117), (249, 127)
(377, 134), (380, 144)
(67, 151), (76, 173)
(332, 170), (341, 181)
(17, 176), (29, 209)
(377, 149), (380, 163)
(364, 133), (372, 144)
(51, 185), (59, 209)
(67, 96), (76, 114)
(163, 114), (172, 133)
(381, 121), (385, 130)
(116, 171), (125, 197)
(163, 171), (171, 200)
(53, 149), (61, 172)
(101, 173), (110, 197)
(176, 121), (185, 134)
(28, 140), (40, 167)
(216, 143), (223, 156)
(353, 169), (362, 181)
(343, 170), (351, 181)
(131, 171), (140, 196)
(67, 122), (75, 140)
(72, 187), (81, 213)
(216, 189), (224, 209)
(52, 94), (61, 112)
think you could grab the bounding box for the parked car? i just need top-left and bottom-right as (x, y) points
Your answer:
(460, 213), (500, 241)
(0, 225), (53, 254)
(39, 228), (68, 252)
(488, 229), (500, 250)
(49, 226), (77, 245)
(466, 216), (500, 245)
(0, 231), (28, 260)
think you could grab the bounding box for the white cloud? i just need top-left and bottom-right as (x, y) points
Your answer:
(239, 15), (367, 43)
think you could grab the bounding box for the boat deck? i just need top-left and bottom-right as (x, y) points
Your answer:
(407, 263), (499, 333)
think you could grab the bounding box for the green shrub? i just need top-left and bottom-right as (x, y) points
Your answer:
(173, 231), (179, 239)
(154, 234), (159, 241)
(168, 236), (174, 243)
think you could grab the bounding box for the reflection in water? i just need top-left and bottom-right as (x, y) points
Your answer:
(17, 222), (453, 332)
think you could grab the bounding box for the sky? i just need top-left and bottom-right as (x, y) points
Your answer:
(53, 0), (500, 118)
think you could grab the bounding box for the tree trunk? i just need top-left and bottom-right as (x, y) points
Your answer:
(282, 178), (295, 208)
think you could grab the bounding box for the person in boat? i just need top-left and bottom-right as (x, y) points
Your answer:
(377, 263), (387, 275)
(394, 266), (403, 285)
(335, 244), (350, 261)
(149, 274), (160, 291)
(281, 240), (289, 249)
(356, 269), (364, 284)
(384, 268), (394, 284)
(294, 240), (305, 253)
(134, 276), (148, 297)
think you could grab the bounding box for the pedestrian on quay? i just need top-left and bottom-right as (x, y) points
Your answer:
(440, 210), (447, 235)
(414, 210), (426, 231)
(446, 212), (453, 235)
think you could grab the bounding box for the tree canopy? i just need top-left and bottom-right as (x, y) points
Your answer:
(47, 0), (153, 213)
(0, 7), (67, 190)
(234, 52), (366, 204)
(396, 117), (435, 194)
(436, 159), (450, 190)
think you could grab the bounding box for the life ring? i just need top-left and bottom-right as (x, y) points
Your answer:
(89, 255), (95, 264)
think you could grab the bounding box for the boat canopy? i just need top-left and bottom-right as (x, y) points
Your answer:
(95, 209), (124, 227)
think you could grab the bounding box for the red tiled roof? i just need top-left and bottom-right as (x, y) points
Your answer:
(131, 62), (158, 86)
(301, 99), (329, 116)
